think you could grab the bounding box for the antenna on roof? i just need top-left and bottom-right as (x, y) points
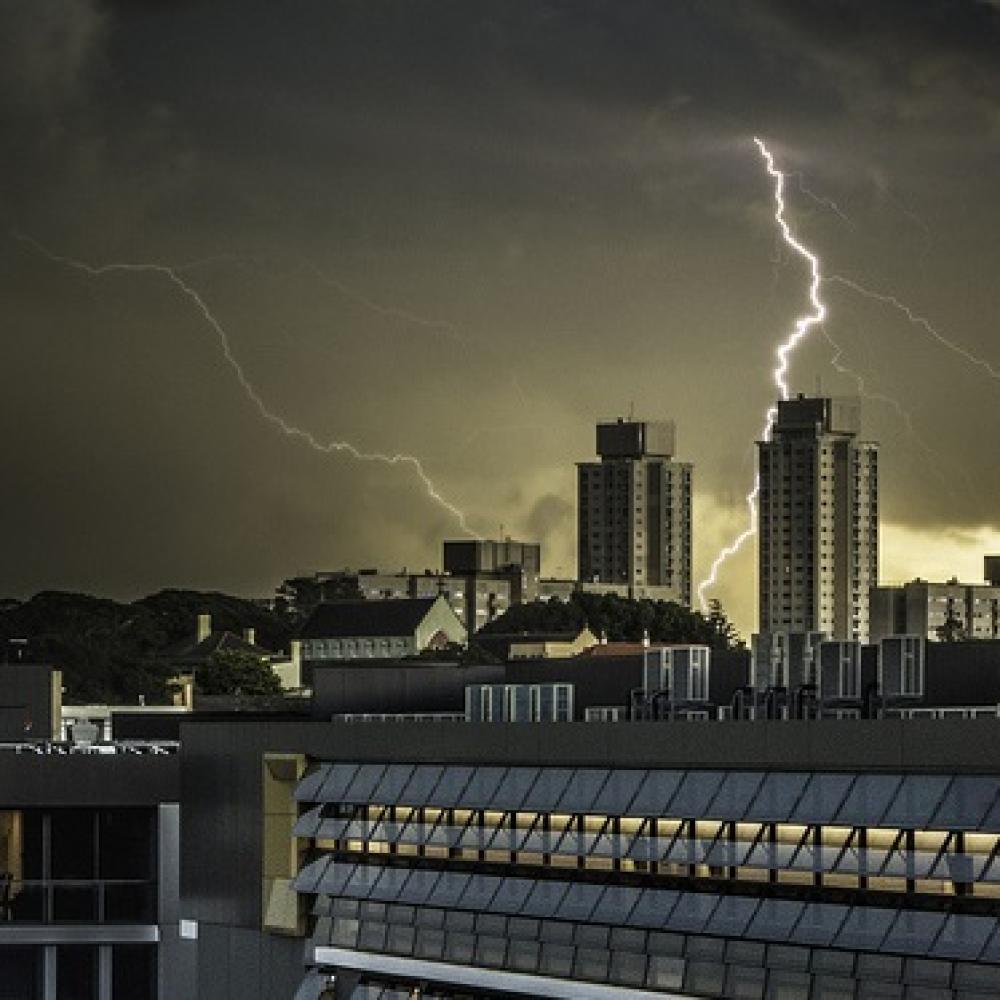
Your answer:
(628, 400), (635, 421)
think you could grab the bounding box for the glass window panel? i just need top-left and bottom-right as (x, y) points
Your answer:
(554, 829), (594, 857)
(745, 841), (799, 870)
(609, 950), (648, 987)
(456, 824), (491, 851)
(520, 880), (569, 918)
(316, 862), (357, 897)
(626, 889), (680, 929)
(430, 766), (475, 807)
(705, 895), (759, 937)
(592, 769), (647, 815)
(573, 947), (610, 981)
(370, 765), (415, 804)
(930, 914), (995, 961)
(367, 867), (412, 902)
(835, 774), (901, 827)
(881, 849), (937, 879)
(341, 764), (387, 803)
(981, 788), (1000, 831)
(507, 938), (540, 972)
(487, 823), (529, 852)
(931, 776), (999, 830)
(295, 764), (330, 803)
(745, 772), (810, 822)
(589, 832), (627, 858)
(704, 838), (752, 868)
(398, 766), (444, 806)
(647, 955), (685, 991)
(881, 910), (946, 955)
(342, 865), (383, 900)
(460, 767), (507, 809)
(293, 855), (332, 893)
(458, 875), (502, 911)
(475, 934), (508, 967)
(630, 833), (667, 863)
(556, 883), (604, 922)
(930, 850), (988, 882)
(539, 942), (575, 977)
(368, 820), (406, 844)
(519, 829), (560, 853)
(521, 768), (574, 812)
(426, 871), (471, 907)
(556, 768), (611, 814)
(789, 774), (855, 825)
(833, 906), (895, 950)
(746, 899), (804, 942)
(594, 885), (641, 925)
(705, 771), (766, 820)
(970, 921), (1000, 963)
(630, 770), (686, 815)
(315, 763), (360, 803)
(487, 878), (535, 914)
(395, 869), (440, 905)
(490, 768), (541, 812)
(315, 816), (352, 840)
(881, 775), (952, 829)
(668, 771), (726, 817)
(292, 805), (323, 838)
(791, 902), (850, 946)
(665, 892), (720, 933)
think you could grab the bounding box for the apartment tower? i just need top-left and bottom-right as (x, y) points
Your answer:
(758, 395), (878, 641)
(577, 418), (692, 605)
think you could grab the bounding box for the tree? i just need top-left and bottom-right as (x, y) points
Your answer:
(196, 649), (283, 697)
(935, 606), (967, 643)
(480, 593), (745, 651)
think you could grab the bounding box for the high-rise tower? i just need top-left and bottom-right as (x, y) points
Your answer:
(577, 418), (692, 605)
(758, 396), (878, 641)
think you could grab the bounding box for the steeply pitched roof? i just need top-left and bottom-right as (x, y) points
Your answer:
(299, 597), (440, 639)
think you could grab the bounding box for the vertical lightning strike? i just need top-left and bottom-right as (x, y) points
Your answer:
(695, 137), (829, 613)
(14, 233), (478, 537)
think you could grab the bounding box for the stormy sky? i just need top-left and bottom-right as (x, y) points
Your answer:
(3, 0), (1000, 635)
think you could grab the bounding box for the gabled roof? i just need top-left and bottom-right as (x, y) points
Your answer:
(299, 597), (440, 639)
(162, 630), (273, 665)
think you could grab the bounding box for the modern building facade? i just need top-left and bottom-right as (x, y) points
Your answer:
(172, 717), (1000, 1000)
(870, 571), (1000, 644)
(0, 745), (181, 999)
(577, 419), (692, 606)
(758, 396), (878, 642)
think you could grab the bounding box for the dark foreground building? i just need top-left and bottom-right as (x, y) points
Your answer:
(180, 718), (1000, 999)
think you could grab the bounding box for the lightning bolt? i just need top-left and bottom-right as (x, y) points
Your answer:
(696, 137), (829, 613)
(827, 274), (1000, 380)
(13, 233), (478, 537)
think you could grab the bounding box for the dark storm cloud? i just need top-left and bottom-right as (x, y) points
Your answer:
(2, 0), (999, 627)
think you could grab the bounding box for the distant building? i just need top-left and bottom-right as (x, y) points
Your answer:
(278, 539), (544, 632)
(871, 569), (1000, 643)
(298, 595), (467, 665)
(577, 417), (692, 605)
(758, 395), (878, 642)
(475, 626), (599, 661)
(163, 613), (302, 695)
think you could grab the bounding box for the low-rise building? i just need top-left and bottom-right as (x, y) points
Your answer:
(870, 569), (1000, 643)
(299, 596), (467, 667)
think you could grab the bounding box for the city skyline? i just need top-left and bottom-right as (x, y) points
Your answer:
(3, 2), (1000, 638)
